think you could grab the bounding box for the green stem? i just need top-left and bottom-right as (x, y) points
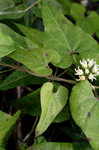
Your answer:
(23, 117), (38, 142)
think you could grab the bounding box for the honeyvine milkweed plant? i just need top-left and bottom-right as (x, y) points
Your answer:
(0, 0), (99, 150)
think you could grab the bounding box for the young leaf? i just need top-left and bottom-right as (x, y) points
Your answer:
(0, 111), (20, 147)
(35, 82), (68, 136)
(70, 80), (99, 150)
(9, 48), (60, 76)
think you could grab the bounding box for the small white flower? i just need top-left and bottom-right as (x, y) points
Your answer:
(85, 68), (89, 74)
(92, 65), (99, 73)
(80, 59), (87, 68)
(88, 73), (96, 81)
(87, 59), (96, 68)
(75, 67), (83, 76)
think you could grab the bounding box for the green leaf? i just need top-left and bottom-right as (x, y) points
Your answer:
(0, 111), (20, 147)
(9, 48), (60, 76)
(27, 142), (92, 150)
(70, 80), (99, 150)
(0, 23), (28, 58)
(42, 0), (99, 67)
(35, 82), (68, 136)
(0, 70), (46, 90)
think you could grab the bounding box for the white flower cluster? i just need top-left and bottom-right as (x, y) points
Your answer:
(75, 59), (99, 81)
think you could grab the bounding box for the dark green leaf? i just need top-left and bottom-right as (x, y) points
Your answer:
(0, 70), (46, 90)
(13, 89), (41, 116)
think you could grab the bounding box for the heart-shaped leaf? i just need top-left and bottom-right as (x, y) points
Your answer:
(35, 82), (68, 136)
(13, 88), (69, 124)
(70, 80), (99, 150)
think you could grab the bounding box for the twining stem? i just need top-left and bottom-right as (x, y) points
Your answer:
(57, 70), (67, 77)
(0, 68), (13, 74)
(46, 76), (76, 84)
(16, 86), (22, 148)
(23, 117), (39, 142)
(0, 62), (76, 84)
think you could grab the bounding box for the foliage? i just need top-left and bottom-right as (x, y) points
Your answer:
(0, 0), (99, 150)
